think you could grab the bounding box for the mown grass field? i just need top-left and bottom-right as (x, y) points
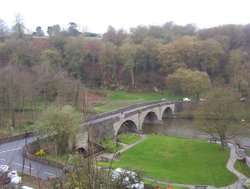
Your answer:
(106, 135), (237, 187)
(91, 89), (183, 113)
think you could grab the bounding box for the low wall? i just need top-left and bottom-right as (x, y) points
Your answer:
(85, 101), (163, 122)
(23, 140), (64, 169)
(0, 132), (33, 144)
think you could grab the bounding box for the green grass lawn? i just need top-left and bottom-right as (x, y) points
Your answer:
(118, 134), (141, 144)
(92, 89), (183, 113)
(246, 149), (250, 156)
(107, 135), (237, 187)
(234, 160), (250, 177)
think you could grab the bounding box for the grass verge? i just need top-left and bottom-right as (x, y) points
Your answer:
(100, 135), (237, 187)
(234, 160), (250, 177)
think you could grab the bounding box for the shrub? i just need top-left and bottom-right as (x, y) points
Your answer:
(35, 149), (46, 156)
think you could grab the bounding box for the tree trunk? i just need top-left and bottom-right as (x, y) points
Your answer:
(131, 67), (135, 86)
(74, 79), (80, 107)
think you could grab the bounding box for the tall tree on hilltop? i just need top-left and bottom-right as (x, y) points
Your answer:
(68, 22), (80, 36)
(33, 26), (44, 36)
(11, 14), (25, 39)
(0, 19), (9, 42)
(47, 24), (61, 37)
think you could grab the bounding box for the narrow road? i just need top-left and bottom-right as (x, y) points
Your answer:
(0, 137), (62, 179)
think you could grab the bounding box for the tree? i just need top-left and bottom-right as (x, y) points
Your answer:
(120, 42), (136, 86)
(225, 49), (246, 85)
(68, 22), (80, 36)
(33, 26), (44, 36)
(0, 19), (9, 42)
(195, 87), (245, 150)
(11, 14), (25, 39)
(166, 68), (211, 99)
(47, 24), (61, 37)
(35, 105), (82, 155)
(99, 41), (119, 85)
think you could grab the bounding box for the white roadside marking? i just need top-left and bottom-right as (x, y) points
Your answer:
(13, 162), (34, 170)
(0, 158), (5, 161)
(44, 172), (56, 176)
(0, 147), (22, 154)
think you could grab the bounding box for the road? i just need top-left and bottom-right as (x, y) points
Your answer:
(0, 137), (63, 179)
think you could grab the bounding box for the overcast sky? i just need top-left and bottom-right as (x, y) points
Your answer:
(1, 0), (250, 34)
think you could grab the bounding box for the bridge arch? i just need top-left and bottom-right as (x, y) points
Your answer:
(162, 107), (174, 119)
(142, 110), (160, 125)
(117, 120), (138, 135)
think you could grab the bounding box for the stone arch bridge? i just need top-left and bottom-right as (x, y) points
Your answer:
(76, 101), (183, 151)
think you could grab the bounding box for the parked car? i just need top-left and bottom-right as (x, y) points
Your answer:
(0, 165), (9, 173)
(111, 168), (144, 189)
(183, 97), (191, 102)
(21, 186), (35, 189)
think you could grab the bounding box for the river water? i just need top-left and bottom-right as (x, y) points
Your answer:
(142, 119), (250, 147)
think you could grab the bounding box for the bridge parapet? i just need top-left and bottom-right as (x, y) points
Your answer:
(85, 101), (164, 122)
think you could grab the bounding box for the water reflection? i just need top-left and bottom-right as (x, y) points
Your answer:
(143, 119), (204, 139)
(142, 119), (250, 146)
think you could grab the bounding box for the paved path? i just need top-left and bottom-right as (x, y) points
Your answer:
(98, 136), (248, 189)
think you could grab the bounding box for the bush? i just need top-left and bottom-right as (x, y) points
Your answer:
(35, 149), (46, 156)
(101, 138), (122, 153)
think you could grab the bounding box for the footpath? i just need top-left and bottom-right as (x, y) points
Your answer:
(97, 135), (249, 189)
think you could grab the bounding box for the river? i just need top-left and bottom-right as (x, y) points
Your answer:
(142, 118), (250, 147)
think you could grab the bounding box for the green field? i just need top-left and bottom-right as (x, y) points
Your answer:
(107, 135), (237, 187)
(92, 89), (183, 113)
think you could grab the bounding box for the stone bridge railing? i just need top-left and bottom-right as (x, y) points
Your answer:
(85, 100), (164, 122)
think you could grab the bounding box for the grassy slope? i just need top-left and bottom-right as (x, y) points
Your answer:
(92, 89), (183, 113)
(110, 135), (237, 187)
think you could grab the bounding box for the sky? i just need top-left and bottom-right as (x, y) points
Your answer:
(1, 0), (250, 34)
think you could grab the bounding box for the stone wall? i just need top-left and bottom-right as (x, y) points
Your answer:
(0, 132), (33, 144)
(23, 141), (64, 169)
